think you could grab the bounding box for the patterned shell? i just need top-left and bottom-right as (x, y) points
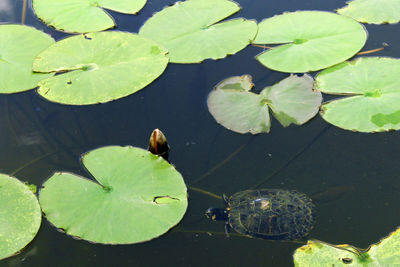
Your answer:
(227, 189), (315, 240)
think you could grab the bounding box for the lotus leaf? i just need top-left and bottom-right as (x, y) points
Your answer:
(207, 74), (321, 134)
(337, 0), (400, 24)
(293, 227), (400, 266)
(32, 31), (168, 105)
(32, 0), (147, 33)
(254, 11), (368, 73)
(0, 25), (54, 94)
(316, 57), (400, 132)
(39, 146), (188, 244)
(139, 0), (257, 63)
(0, 174), (41, 260)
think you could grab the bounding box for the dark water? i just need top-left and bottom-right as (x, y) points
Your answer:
(1, 0), (400, 266)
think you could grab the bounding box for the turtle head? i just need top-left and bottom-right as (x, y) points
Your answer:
(205, 208), (227, 221)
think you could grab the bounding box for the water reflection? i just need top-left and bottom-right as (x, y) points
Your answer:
(0, 0), (17, 22)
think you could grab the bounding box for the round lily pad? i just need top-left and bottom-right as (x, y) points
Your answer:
(33, 31), (169, 105)
(293, 227), (400, 266)
(0, 174), (41, 260)
(139, 0), (257, 63)
(337, 0), (400, 24)
(253, 11), (368, 73)
(39, 146), (188, 244)
(316, 57), (400, 132)
(32, 0), (147, 33)
(207, 74), (321, 134)
(0, 24), (54, 94)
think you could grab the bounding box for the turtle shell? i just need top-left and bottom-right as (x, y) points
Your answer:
(227, 189), (315, 240)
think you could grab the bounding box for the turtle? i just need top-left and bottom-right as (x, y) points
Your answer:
(205, 189), (315, 240)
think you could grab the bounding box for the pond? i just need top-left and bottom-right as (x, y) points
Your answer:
(1, 0), (400, 266)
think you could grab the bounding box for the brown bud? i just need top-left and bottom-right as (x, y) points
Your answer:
(148, 129), (169, 156)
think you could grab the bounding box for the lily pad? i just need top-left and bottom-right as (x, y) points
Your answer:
(0, 24), (54, 94)
(207, 74), (321, 134)
(253, 11), (368, 73)
(316, 57), (400, 132)
(0, 174), (41, 260)
(337, 0), (400, 24)
(293, 227), (400, 266)
(32, 0), (147, 33)
(139, 0), (257, 63)
(33, 31), (168, 105)
(39, 146), (188, 244)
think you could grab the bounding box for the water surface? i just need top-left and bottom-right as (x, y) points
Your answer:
(1, 0), (400, 266)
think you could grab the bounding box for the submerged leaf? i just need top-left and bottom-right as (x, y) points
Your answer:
(207, 74), (321, 134)
(337, 0), (400, 24)
(254, 11), (367, 73)
(316, 57), (400, 132)
(0, 174), (41, 260)
(39, 146), (188, 244)
(139, 0), (257, 63)
(0, 25), (54, 94)
(293, 227), (400, 266)
(32, 0), (147, 33)
(33, 32), (168, 105)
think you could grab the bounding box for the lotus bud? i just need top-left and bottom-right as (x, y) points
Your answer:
(148, 129), (169, 157)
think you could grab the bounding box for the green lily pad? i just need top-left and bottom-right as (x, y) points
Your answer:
(32, 0), (147, 33)
(33, 31), (168, 105)
(316, 57), (400, 132)
(0, 174), (41, 260)
(337, 0), (400, 24)
(293, 227), (400, 266)
(253, 11), (368, 73)
(207, 74), (321, 134)
(139, 0), (257, 63)
(0, 25), (54, 94)
(39, 146), (188, 244)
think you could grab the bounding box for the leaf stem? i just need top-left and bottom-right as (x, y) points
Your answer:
(357, 43), (388, 55)
(188, 186), (222, 199)
(251, 44), (274, 49)
(21, 0), (27, 24)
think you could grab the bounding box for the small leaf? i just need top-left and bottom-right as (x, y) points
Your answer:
(337, 0), (400, 24)
(207, 74), (321, 134)
(207, 75), (270, 134)
(139, 0), (257, 63)
(39, 146), (188, 244)
(254, 11), (367, 73)
(0, 174), (41, 260)
(260, 74), (322, 127)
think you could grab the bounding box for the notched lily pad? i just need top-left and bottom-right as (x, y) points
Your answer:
(32, 0), (147, 33)
(33, 31), (169, 105)
(39, 146), (188, 244)
(337, 0), (400, 24)
(0, 24), (54, 94)
(207, 74), (321, 134)
(253, 11), (368, 73)
(293, 226), (400, 266)
(139, 0), (258, 63)
(316, 57), (400, 132)
(0, 174), (41, 260)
